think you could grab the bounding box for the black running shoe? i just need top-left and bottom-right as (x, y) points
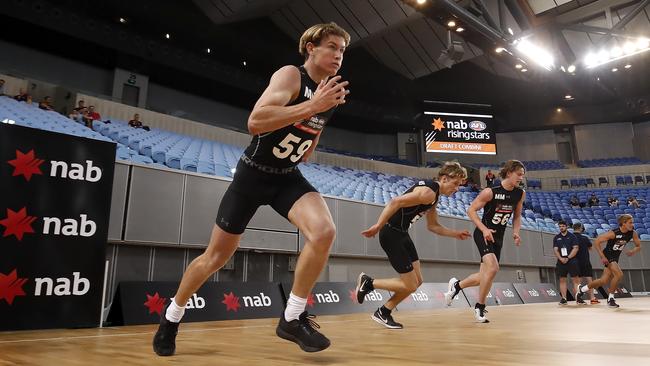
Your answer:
(355, 272), (374, 304)
(559, 298), (568, 306)
(607, 298), (620, 308)
(474, 303), (489, 323)
(153, 303), (180, 356)
(576, 288), (585, 303)
(276, 311), (330, 352)
(371, 308), (403, 329)
(576, 296), (586, 305)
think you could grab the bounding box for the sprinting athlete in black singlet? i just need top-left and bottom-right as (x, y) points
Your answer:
(577, 214), (641, 308)
(153, 22), (351, 356)
(444, 160), (526, 323)
(355, 162), (471, 329)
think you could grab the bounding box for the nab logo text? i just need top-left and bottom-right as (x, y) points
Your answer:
(34, 272), (90, 296)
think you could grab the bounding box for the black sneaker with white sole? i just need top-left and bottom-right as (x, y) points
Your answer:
(607, 298), (620, 308)
(371, 308), (403, 329)
(474, 303), (489, 323)
(444, 277), (459, 306)
(575, 288), (585, 303)
(355, 272), (374, 304)
(576, 296), (586, 305)
(153, 303), (180, 356)
(276, 311), (330, 352)
(559, 298), (568, 306)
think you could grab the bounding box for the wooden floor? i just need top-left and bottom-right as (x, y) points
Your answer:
(2, 298), (650, 365)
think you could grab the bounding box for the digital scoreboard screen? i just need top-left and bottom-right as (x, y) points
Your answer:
(424, 111), (496, 155)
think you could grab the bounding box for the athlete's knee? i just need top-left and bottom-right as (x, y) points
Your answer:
(402, 280), (419, 293)
(485, 261), (499, 276)
(305, 222), (336, 247)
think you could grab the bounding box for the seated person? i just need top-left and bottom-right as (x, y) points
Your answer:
(570, 195), (581, 208)
(628, 196), (640, 208)
(588, 194), (599, 207)
(128, 113), (150, 131)
(38, 96), (54, 111)
(14, 89), (28, 102)
(607, 195), (619, 207)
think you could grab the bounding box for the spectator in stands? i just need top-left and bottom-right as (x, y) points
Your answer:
(73, 100), (87, 113)
(588, 194), (599, 207)
(485, 169), (495, 187)
(570, 195), (581, 208)
(0, 79), (5, 95)
(128, 113), (150, 131)
(608, 195), (618, 207)
(82, 105), (101, 128)
(38, 96), (54, 111)
(24, 95), (34, 106)
(68, 109), (82, 123)
(554, 220), (581, 305)
(628, 196), (640, 208)
(14, 88), (28, 102)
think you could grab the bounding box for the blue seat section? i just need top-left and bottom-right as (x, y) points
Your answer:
(526, 187), (650, 237)
(578, 157), (646, 168)
(316, 146), (417, 166)
(473, 160), (565, 171)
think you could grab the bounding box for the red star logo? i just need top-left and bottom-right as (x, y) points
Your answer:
(0, 207), (37, 241)
(348, 289), (357, 303)
(143, 292), (167, 315)
(222, 291), (240, 312)
(306, 293), (315, 307)
(432, 117), (445, 131)
(8, 149), (44, 182)
(0, 269), (28, 305)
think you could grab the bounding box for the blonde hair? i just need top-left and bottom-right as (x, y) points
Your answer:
(618, 214), (633, 226)
(438, 161), (467, 181)
(499, 160), (526, 179)
(299, 22), (351, 59)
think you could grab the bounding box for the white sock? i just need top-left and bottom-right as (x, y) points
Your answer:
(284, 292), (307, 322)
(165, 298), (186, 323)
(580, 285), (589, 293)
(608, 293), (614, 300)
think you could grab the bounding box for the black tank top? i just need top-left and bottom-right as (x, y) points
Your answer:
(387, 180), (440, 232)
(481, 185), (525, 235)
(605, 228), (634, 252)
(242, 65), (336, 173)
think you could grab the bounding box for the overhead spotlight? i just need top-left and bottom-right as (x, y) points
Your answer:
(556, 108), (562, 112)
(118, 17), (127, 24)
(416, 0), (426, 4)
(637, 38), (649, 49)
(437, 30), (464, 68)
(564, 95), (573, 100)
(447, 20), (456, 27)
(567, 64), (576, 73)
(456, 27), (465, 32)
(612, 67), (618, 72)
(508, 27), (514, 35)
(206, 48), (211, 54)
(584, 53), (597, 67)
(165, 33), (170, 39)
(515, 64), (522, 69)
(495, 47), (505, 53)
(625, 64), (632, 69)
(521, 68), (528, 72)
(597, 49), (609, 63)
(515, 39), (554, 70)
(242, 60), (247, 66)
(623, 41), (637, 54)
(560, 66), (566, 72)
(611, 46), (623, 57)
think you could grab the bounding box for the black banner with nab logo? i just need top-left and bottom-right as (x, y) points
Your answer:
(0, 124), (115, 330)
(108, 281), (285, 326)
(513, 283), (562, 304)
(280, 282), (393, 316)
(396, 283), (470, 311)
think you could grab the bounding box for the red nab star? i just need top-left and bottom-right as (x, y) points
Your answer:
(222, 291), (240, 312)
(432, 117), (445, 131)
(348, 289), (357, 303)
(0, 269), (28, 305)
(0, 207), (37, 241)
(8, 149), (44, 181)
(143, 292), (167, 315)
(306, 293), (315, 308)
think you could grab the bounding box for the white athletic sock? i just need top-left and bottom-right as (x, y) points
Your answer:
(608, 293), (615, 300)
(284, 292), (308, 322)
(580, 285), (589, 293)
(165, 298), (186, 323)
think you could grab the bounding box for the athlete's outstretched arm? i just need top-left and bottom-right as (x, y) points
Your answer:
(247, 66), (348, 135)
(361, 187), (435, 238)
(594, 231), (615, 265)
(467, 188), (495, 243)
(425, 206), (471, 240)
(512, 191), (525, 246)
(626, 232), (642, 256)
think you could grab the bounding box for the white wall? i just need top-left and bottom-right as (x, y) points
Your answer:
(0, 39), (113, 97)
(574, 122), (635, 160)
(633, 121), (650, 161)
